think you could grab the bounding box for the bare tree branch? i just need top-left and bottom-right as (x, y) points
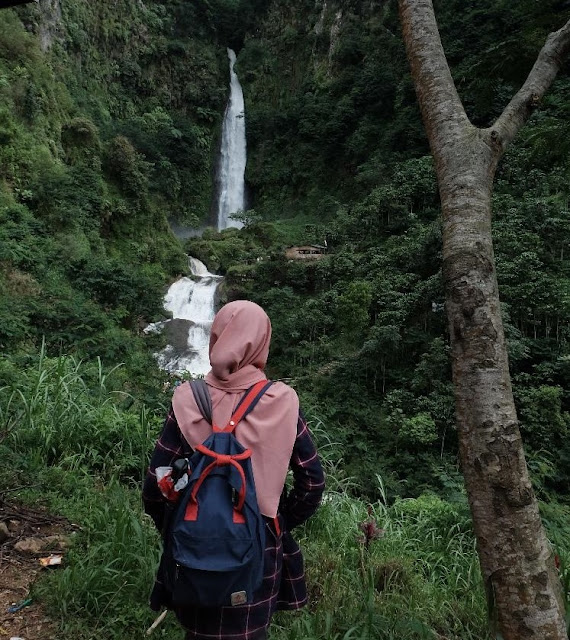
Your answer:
(491, 19), (570, 153)
(398, 0), (471, 160)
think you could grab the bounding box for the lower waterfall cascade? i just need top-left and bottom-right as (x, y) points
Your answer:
(145, 257), (222, 376)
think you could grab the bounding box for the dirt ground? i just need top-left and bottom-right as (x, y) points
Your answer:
(0, 498), (73, 640)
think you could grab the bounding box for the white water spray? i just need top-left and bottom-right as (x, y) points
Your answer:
(217, 48), (246, 231)
(145, 257), (222, 376)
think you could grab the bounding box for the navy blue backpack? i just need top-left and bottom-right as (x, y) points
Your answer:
(163, 380), (272, 608)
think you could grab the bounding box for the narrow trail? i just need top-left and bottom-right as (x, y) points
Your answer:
(0, 499), (72, 640)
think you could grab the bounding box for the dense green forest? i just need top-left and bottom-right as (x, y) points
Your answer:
(1, 0), (570, 638)
(190, 0), (570, 500)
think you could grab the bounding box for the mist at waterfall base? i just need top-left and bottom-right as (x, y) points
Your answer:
(145, 258), (222, 377)
(216, 48), (246, 231)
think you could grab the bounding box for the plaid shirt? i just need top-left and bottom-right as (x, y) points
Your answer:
(143, 405), (325, 640)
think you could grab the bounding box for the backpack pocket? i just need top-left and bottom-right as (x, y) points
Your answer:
(173, 534), (255, 572)
(169, 537), (257, 607)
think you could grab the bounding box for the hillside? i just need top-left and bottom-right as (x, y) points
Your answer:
(0, 0), (229, 379)
(190, 0), (570, 498)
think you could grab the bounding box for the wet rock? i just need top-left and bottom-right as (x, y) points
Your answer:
(164, 318), (194, 352)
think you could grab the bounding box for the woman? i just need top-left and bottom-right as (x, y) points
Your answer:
(143, 300), (325, 640)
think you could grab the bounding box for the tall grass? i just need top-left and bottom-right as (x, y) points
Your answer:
(1, 352), (176, 639)
(34, 477), (183, 640)
(2, 355), (569, 639)
(272, 489), (490, 640)
(3, 346), (158, 480)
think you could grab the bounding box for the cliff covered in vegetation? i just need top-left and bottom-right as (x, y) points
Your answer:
(0, 0), (233, 384)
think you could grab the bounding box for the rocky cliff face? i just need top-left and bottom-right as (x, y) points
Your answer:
(237, 0), (413, 220)
(38, 0), (62, 52)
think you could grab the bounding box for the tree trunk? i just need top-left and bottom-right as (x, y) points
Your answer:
(398, 1), (570, 638)
(440, 143), (566, 640)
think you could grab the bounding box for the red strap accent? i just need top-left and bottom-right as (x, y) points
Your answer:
(185, 451), (250, 519)
(233, 509), (246, 524)
(274, 516), (281, 537)
(184, 498), (199, 521)
(195, 444), (251, 462)
(190, 460), (218, 503)
(221, 381), (268, 433)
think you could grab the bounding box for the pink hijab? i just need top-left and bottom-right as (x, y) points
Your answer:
(172, 300), (299, 518)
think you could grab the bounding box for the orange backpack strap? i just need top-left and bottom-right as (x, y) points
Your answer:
(215, 380), (273, 433)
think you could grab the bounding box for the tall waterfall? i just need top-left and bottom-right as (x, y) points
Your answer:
(216, 48), (246, 231)
(146, 257), (222, 376)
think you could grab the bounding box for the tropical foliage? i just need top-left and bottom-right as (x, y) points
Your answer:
(1, 0), (570, 638)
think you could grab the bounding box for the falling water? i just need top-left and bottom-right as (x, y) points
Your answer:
(145, 49), (248, 372)
(217, 48), (246, 231)
(145, 257), (222, 376)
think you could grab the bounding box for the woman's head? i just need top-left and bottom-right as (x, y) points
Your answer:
(209, 300), (271, 380)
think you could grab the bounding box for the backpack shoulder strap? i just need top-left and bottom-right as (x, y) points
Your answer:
(189, 380), (213, 425)
(218, 380), (274, 433)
